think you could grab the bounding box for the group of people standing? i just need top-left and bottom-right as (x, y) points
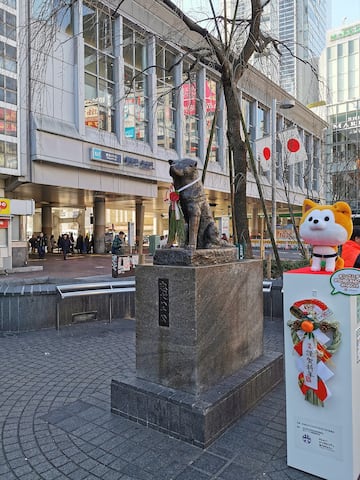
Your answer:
(29, 232), (93, 260)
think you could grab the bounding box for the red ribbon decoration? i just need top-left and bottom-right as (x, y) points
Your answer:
(298, 373), (328, 402)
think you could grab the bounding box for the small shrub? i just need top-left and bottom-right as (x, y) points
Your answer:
(263, 258), (309, 279)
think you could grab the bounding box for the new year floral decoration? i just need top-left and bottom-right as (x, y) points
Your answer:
(287, 299), (341, 407)
(164, 184), (185, 246)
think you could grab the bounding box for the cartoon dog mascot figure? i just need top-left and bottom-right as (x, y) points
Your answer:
(299, 199), (353, 272)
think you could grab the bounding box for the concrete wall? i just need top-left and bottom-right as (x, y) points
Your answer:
(0, 285), (135, 332)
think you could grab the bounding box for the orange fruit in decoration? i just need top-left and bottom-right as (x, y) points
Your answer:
(301, 320), (314, 332)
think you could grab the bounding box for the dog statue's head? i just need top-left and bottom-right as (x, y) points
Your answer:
(299, 199), (353, 247)
(168, 159), (198, 183)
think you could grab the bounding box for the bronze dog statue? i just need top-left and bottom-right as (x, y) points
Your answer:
(168, 158), (221, 249)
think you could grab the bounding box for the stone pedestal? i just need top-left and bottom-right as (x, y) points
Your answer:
(111, 256), (283, 447)
(136, 259), (263, 394)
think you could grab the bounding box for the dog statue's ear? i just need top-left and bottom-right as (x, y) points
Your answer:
(192, 160), (197, 167)
(168, 160), (174, 165)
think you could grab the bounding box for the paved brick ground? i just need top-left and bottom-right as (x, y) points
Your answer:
(0, 317), (321, 480)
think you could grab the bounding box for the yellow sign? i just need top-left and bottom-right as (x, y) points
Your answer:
(0, 198), (10, 215)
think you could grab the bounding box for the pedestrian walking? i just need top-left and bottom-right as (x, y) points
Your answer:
(75, 233), (84, 253)
(29, 234), (38, 254)
(59, 233), (71, 260)
(112, 231), (125, 255)
(84, 234), (90, 253)
(69, 233), (75, 253)
(37, 233), (46, 259)
(49, 234), (56, 253)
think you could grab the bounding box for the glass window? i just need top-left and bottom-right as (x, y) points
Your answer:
(83, 3), (96, 47)
(0, 74), (17, 105)
(83, 2), (114, 133)
(312, 139), (320, 192)
(205, 77), (220, 162)
(0, 40), (17, 73)
(123, 23), (149, 142)
(32, 0), (73, 34)
(54, 0), (73, 33)
(0, 139), (17, 169)
(0, 107), (16, 136)
(183, 61), (199, 157)
(257, 105), (267, 138)
(156, 45), (176, 149)
(294, 162), (302, 188)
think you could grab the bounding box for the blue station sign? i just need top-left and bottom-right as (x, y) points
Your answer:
(90, 148), (122, 164)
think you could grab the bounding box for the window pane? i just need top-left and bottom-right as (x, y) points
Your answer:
(6, 141), (17, 168)
(123, 26), (133, 65)
(98, 10), (112, 51)
(123, 22), (149, 142)
(83, 4), (97, 47)
(54, 0), (73, 34)
(6, 90), (15, 104)
(156, 45), (176, 149)
(6, 76), (16, 90)
(205, 78), (219, 162)
(84, 45), (97, 74)
(98, 53), (113, 81)
(84, 72), (97, 100)
(183, 64), (198, 157)
(98, 79), (113, 107)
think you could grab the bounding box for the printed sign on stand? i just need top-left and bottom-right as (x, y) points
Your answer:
(122, 256), (131, 271)
(131, 255), (139, 268)
(283, 269), (360, 480)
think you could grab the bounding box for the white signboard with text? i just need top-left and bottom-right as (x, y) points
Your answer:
(283, 269), (360, 480)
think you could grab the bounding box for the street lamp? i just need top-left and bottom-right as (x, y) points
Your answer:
(271, 98), (295, 245)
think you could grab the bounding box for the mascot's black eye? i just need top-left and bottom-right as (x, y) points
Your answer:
(308, 216), (313, 222)
(324, 216), (330, 221)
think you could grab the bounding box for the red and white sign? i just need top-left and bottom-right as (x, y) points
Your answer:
(254, 135), (272, 172)
(183, 81), (216, 116)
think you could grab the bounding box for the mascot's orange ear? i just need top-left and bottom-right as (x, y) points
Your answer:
(333, 201), (352, 217)
(302, 199), (317, 215)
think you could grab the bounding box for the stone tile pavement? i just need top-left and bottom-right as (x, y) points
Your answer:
(0, 318), (321, 480)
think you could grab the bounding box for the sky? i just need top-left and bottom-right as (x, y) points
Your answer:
(331, 0), (360, 29)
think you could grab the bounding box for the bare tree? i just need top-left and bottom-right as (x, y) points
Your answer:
(160, 0), (282, 258)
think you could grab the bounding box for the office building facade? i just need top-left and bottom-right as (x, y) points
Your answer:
(319, 22), (360, 215)
(279, 0), (328, 106)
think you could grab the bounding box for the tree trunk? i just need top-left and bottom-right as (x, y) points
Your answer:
(222, 72), (253, 258)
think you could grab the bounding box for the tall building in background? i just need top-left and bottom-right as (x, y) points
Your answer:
(230, 0), (280, 84)
(319, 22), (360, 215)
(229, 0), (327, 106)
(279, 0), (328, 106)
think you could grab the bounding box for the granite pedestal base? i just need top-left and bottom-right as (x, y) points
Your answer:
(111, 258), (282, 446)
(111, 351), (283, 448)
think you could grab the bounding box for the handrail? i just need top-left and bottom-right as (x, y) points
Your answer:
(55, 280), (135, 330)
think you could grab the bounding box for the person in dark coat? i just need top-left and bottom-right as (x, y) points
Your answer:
(59, 233), (71, 260)
(75, 233), (84, 254)
(37, 233), (46, 259)
(29, 234), (38, 254)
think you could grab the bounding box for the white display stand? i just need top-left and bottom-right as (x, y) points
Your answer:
(283, 268), (360, 480)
